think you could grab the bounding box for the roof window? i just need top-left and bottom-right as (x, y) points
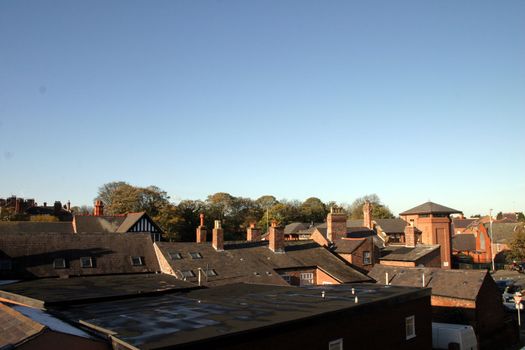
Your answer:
(189, 252), (202, 259)
(205, 269), (217, 277)
(131, 256), (144, 266)
(181, 270), (195, 278)
(53, 258), (66, 269)
(169, 252), (183, 260)
(80, 257), (94, 268)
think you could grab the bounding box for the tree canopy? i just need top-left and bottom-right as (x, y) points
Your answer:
(347, 194), (394, 220)
(507, 224), (525, 263)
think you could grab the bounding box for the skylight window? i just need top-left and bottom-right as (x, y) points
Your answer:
(53, 258), (66, 269)
(169, 252), (183, 260)
(131, 256), (144, 266)
(80, 257), (93, 268)
(205, 269), (217, 277)
(181, 270), (195, 278)
(189, 252), (202, 259)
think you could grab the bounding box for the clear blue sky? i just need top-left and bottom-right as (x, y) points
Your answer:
(1, 0), (524, 216)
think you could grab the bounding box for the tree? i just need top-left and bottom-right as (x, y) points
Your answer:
(30, 215), (59, 222)
(70, 205), (93, 215)
(348, 194), (394, 219)
(496, 211), (503, 220)
(518, 212), (525, 222)
(299, 197), (327, 223)
(96, 181), (128, 208)
(507, 224), (525, 263)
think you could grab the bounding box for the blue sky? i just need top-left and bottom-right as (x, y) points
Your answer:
(1, 0), (524, 216)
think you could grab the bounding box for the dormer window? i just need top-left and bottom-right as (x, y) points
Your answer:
(80, 257), (93, 268)
(181, 270), (195, 278)
(169, 252), (183, 260)
(131, 256), (144, 266)
(205, 269), (217, 277)
(189, 252), (202, 259)
(53, 258), (66, 269)
(0, 259), (12, 271)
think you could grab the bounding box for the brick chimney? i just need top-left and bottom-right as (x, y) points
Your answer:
(94, 200), (104, 216)
(363, 200), (373, 229)
(15, 198), (23, 214)
(54, 201), (62, 214)
(405, 224), (417, 248)
(269, 220), (284, 253)
(196, 213), (207, 243)
(67, 200), (71, 212)
(327, 206), (347, 242)
(247, 222), (260, 241)
(212, 220), (224, 251)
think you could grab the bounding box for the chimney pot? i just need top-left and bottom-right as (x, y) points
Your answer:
(327, 205), (347, 242)
(196, 214), (207, 243)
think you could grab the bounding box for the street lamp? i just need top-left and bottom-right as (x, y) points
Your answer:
(489, 209), (495, 272)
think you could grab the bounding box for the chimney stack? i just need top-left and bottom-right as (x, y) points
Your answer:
(15, 198), (23, 214)
(405, 225), (417, 248)
(363, 200), (373, 229)
(269, 220), (285, 253)
(196, 213), (207, 243)
(94, 200), (104, 216)
(67, 200), (71, 212)
(54, 201), (62, 214)
(327, 206), (347, 242)
(212, 220), (224, 251)
(247, 222), (260, 241)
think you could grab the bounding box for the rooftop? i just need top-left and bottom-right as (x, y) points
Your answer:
(380, 245), (440, 262)
(399, 202), (462, 216)
(53, 282), (430, 349)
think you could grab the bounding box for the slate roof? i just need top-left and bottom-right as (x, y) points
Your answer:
(332, 238), (366, 254)
(53, 282), (429, 350)
(374, 218), (407, 234)
(0, 233), (160, 279)
(73, 215), (126, 233)
(155, 240), (371, 286)
(400, 202), (462, 215)
(284, 222), (312, 234)
(452, 218), (477, 230)
(452, 234), (476, 251)
(0, 222), (74, 234)
(380, 245), (440, 262)
(489, 223), (521, 244)
(0, 302), (45, 348)
(0, 274), (196, 308)
(369, 265), (490, 301)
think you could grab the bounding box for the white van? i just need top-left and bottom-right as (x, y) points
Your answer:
(432, 322), (478, 350)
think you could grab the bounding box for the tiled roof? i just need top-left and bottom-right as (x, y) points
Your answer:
(369, 265), (490, 301)
(452, 234), (476, 251)
(115, 212), (148, 233)
(380, 245), (440, 262)
(73, 215), (125, 233)
(400, 202), (462, 215)
(374, 218), (407, 234)
(488, 223), (522, 244)
(0, 222), (74, 234)
(0, 233), (160, 279)
(332, 238), (366, 254)
(452, 218), (477, 229)
(155, 240), (371, 286)
(0, 302), (45, 347)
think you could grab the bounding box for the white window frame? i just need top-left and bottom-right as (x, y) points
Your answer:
(80, 257), (93, 268)
(405, 315), (416, 340)
(131, 256), (144, 266)
(300, 272), (314, 285)
(280, 274), (292, 284)
(363, 251), (371, 265)
(189, 252), (203, 259)
(53, 258), (66, 269)
(328, 338), (343, 350)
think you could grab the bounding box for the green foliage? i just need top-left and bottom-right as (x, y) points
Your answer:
(517, 212), (525, 222)
(347, 194), (394, 219)
(507, 224), (525, 263)
(70, 205), (93, 215)
(496, 211), (503, 220)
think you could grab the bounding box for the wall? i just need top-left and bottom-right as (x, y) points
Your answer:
(380, 260), (416, 267)
(415, 248), (441, 268)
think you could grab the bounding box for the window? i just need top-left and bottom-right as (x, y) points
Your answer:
(205, 269), (217, 277)
(419, 214), (430, 218)
(181, 270), (195, 278)
(131, 256), (144, 266)
(405, 315), (416, 340)
(281, 275), (292, 284)
(53, 258), (66, 269)
(169, 252), (183, 260)
(189, 252), (202, 259)
(300, 272), (314, 285)
(328, 338), (343, 350)
(363, 251), (371, 265)
(80, 257), (93, 268)
(0, 259), (12, 271)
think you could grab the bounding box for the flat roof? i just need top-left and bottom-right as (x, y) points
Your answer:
(0, 274), (197, 308)
(53, 282), (430, 349)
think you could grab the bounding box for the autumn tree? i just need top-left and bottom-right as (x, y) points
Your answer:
(299, 197), (327, 223)
(347, 194), (394, 220)
(507, 224), (525, 263)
